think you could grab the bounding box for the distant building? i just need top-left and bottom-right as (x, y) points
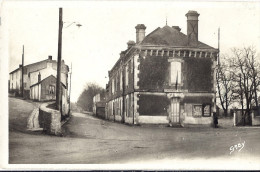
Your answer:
(106, 10), (219, 126)
(9, 55), (69, 98)
(93, 93), (106, 119)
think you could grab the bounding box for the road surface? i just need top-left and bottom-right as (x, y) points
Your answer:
(8, 97), (260, 169)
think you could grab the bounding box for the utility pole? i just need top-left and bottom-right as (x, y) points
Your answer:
(56, 8), (63, 110)
(69, 63), (72, 114)
(21, 45), (24, 97)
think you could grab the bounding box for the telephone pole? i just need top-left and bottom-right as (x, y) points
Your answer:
(21, 45), (24, 97)
(69, 63), (72, 114)
(56, 8), (63, 110)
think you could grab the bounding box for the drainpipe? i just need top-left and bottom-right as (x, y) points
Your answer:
(133, 55), (135, 124)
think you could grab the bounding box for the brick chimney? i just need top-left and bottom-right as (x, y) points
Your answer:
(186, 10), (200, 46)
(135, 24), (146, 43)
(127, 40), (135, 49)
(48, 55), (52, 60)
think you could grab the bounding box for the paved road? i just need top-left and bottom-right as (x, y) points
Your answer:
(8, 97), (260, 169)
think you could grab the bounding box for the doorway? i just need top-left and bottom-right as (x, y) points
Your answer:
(171, 98), (180, 123)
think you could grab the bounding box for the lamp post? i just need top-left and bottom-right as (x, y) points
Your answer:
(56, 8), (81, 111)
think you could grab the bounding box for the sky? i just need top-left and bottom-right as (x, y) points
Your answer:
(3, 0), (260, 102)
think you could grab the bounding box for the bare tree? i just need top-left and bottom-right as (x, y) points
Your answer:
(229, 46), (260, 125)
(77, 82), (105, 112)
(216, 55), (236, 116)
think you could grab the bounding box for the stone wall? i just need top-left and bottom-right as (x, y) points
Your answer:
(39, 102), (61, 135)
(218, 117), (234, 128)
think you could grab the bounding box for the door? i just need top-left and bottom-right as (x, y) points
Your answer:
(171, 98), (180, 123)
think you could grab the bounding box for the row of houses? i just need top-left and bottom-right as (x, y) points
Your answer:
(9, 55), (70, 116)
(93, 10), (219, 127)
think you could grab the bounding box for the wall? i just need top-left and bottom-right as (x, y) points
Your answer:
(40, 75), (56, 100)
(30, 66), (67, 87)
(10, 69), (21, 91)
(38, 102), (61, 135)
(218, 117), (234, 128)
(137, 54), (213, 92)
(251, 113), (260, 126)
(30, 84), (41, 101)
(181, 95), (213, 126)
(137, 93), (169, 116)
(183, 57), (213, 92)
(138, 55), (169, 90)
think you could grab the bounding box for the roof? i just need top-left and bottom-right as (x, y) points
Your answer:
(30, 75), (66, 88)
(9, 59), (69, 74)
(140, 25), (215, 49)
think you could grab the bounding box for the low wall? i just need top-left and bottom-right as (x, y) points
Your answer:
(39, 102), (61, 135)
(115, 115), (122, 122)
(125, 116), (133, 124)
(182, 116), (212, 125)
(138, 116), (169, 124)
(218, 117), (234, 128)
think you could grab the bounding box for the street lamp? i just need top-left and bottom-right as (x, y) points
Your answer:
(56, 8), (81, 111)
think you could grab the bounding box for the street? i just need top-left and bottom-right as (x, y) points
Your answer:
(9, 97), (260, 166)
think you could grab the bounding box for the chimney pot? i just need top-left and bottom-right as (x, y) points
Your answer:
(135, 24), (146, 43)
(186, 10), (200, 46)
(127, 40), (135, 49)
(48, 55), (52, 60)
(172, 26), (181, 31)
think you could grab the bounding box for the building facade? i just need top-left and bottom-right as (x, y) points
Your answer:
(106, 11), (218, 126)
(9, 56), (69, 98)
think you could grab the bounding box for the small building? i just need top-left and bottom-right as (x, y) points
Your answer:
(106, 10), (218, 126)
(93, 93), (106, 118)
(30, 74), (69, 116)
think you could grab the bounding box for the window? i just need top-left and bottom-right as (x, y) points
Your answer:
(125, 64), (128, 87)
(193, 104), (211, 117)
(111, 79), (114, 94)
(129, 60), (132, 73)
(170, 61), (182, 85)
(193, 105), (202, 117)
(120, 70), (123, 90)
(203, 104), (211, 117)
(115, 75), (117, 92)
(49, 85), (55, 94)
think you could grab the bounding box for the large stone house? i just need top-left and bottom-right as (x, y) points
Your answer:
(105, 10), (218, 126)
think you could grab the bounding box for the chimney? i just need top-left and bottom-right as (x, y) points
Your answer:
(135, 24), (146, 43)
(127, 40), (135, 49)
(120, 51), (125, 58)
(186, 10), (200, 46)
(38, 72), (41, 82)
(19, 64), (22, 68)
(172, 26), (181, 31)
(48, 55), (52, 60)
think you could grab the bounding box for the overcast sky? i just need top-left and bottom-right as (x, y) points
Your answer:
(3, 1), (260, 102)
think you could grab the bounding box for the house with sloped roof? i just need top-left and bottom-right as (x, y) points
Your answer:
(9, 55), (69, 98)
(106, 10), (219, 126)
